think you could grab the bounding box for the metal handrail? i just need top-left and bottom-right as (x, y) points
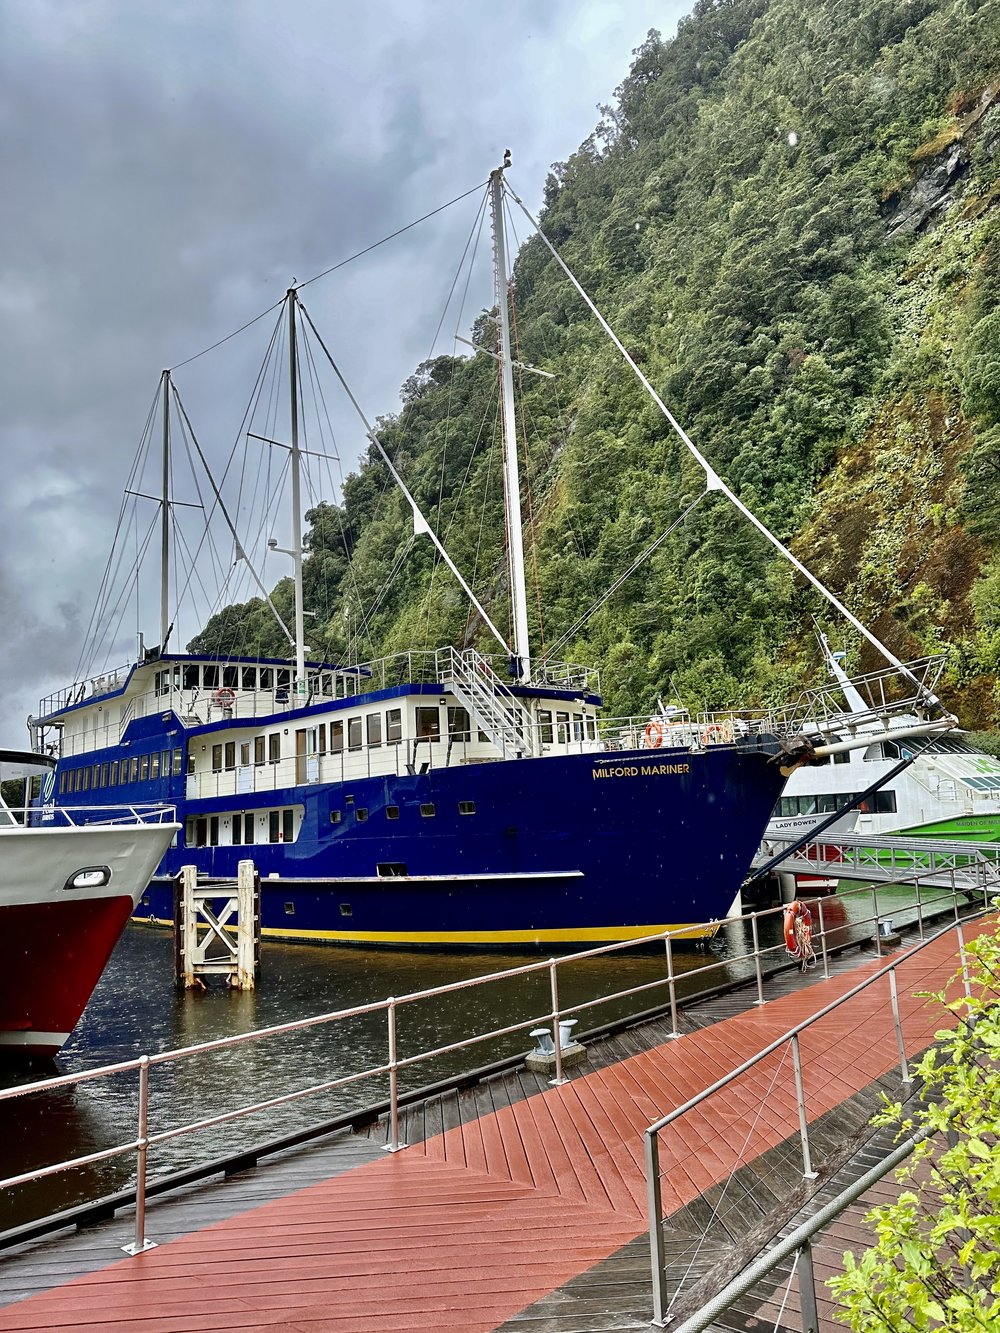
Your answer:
(642, 908), (988, 1325)
(1, 874), (989, 1255)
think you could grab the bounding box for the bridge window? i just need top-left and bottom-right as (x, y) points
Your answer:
(367, 712), (382, 747)
(139, 756), (149, 782)
(448, 707), (470, 741)
(223, 666), (238, 689)
(415, 707), (440, 741)
(183, 665), (200, 689)
(260, 668), (273, 689)
(203, 666), (219, 689)
(242, 667), (257, 690)
(348, 717), (363, 751)
(386, 708), (402, 743)
(538, 710), (553, 745)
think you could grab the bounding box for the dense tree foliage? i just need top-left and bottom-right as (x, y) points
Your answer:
(191, 0), (1000, 724)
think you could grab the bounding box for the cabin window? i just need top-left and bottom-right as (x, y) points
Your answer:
(356, 808), (368, 822)
(240, 742), (251, 767)
(874, 790), (897, 814)
(58, 772), (66, 794)
(100, 762), (109, 787)
(386, 708), (402, 743)
(183, 665), (200, 689)
(269, 811), (280, 842)
(110, 760), (119, 785)
(212, 745), (223, 772)
(129, 757), (139, 783)
(415, 707), (440, 741)
(259, 668), (273, 689)
(420, 803), (436, 818)
(232, 814), (243, 845)
(834, 750), (851, 765)
(203, 666), (219, 689)
(254, 737), (265, 765)
(331, 720), (344, 753)
(223, 666), (238, 689)
(242, 667), (257, 690)
(448, 706), (470, 741)
(172, 750), (182, 776)
(139, 755), (149, 782)
(282, 809), (294, 842)
(459, 801), (476, 815)
(318, 724), (327, 754)
(150, 753), (160, 780)
(209, 816), (219, 846)
(377, 863), (407, 877)
(367, 713), (382, 748)
(586, 716), (597, 740)
(235, 813), (254, 844)
(268, 734), (281, 764)
(386, 805), (399, 820)
(224, 742), (236, 770)
(538, 710), (553, 745)
(348, 717), (363, 751)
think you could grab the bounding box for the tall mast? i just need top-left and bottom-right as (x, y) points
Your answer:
(287, 288), (307, 694)
(490, 163), (531, 682)
(159, 368), (170, 648)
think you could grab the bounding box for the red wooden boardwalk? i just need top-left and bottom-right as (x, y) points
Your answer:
(0, 925), (982, 1333)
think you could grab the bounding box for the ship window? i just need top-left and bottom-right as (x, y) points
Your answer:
(356, 808), (368, 822)
(240, 742), (251, 767)
(873, 790), (897, 813)
(367, 712), (382, 748)
(386, 805), (399, 820)
(139, 755), (149, 782)
(348, 717), (363, 751)
(448, 706), (471, 741)
(459, 801), (476, 815)
(284, 902), (295, 915)
(223, 666), (238, 689)
(331, 720), (344, 753)
(183, 665), (200, 689)
(277, 669), (291, 689)
(254, 736), (265, 765)
(232, 814), (243, 845)
(330, 810), (342, 824)
(833, 749), (851, 765)
(282, 809), (294, 842)
(203, 666), (219, 689)
(109, 760), (118, 785)
(345, 794), (354, 804)
(415, 707), (440, 741)
(268, 734), (281, 763)
(586, 716), (597, 740)
(129, 757), (139, 783)
(150, 753), (160, 780)
(539, 710), (553, 743)
(340, 902), (352, 916)
(242, 667), (257, 690)
(100, 762), (109, 787)
(58, 772), (66, 794)
(224, 742), (236, 770)
(269, 810), (280, 842)
(318, 724), (327, 755)
(172, 750), (182, 776)
(377, 863), (407, 877)
(420, 803), (436, 818)
(386, 708), (402, 743)
(573, 715), (584, 742)
(259, 667), (273, 689)
(209, 816), (219, 846)
(556, 712), (570, 743)
(212, 744), (223, 772)
(187, 755), (195, 775)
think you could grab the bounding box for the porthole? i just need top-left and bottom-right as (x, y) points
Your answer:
(458, 801), (476, 815)
(330, 810), (342, 825)
(340, 902), (353, 917)
(420, 803), (436, 818)
(284, 902), (295, 915)
(356, 808), (368, 822)
(386, 805), (400, 820)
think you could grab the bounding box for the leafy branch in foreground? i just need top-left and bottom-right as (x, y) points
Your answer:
(829, 910), (1000, 1331)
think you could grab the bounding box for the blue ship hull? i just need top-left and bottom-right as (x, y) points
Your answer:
(125, 741), (785, 947)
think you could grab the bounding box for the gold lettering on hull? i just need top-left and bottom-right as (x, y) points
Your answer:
(592, 762), (691, 779)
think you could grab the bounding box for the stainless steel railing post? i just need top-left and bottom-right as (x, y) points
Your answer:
(549, 959), (566, 1085)
(665, 934), (680, 1038)
(385, 999), (406, 1151)
(915, 880), (925, 940)
(816, 898), (829, 981)
(750, 913), (765, 1006)
(888, 968), (911, 1085)
(122, 1055), (155, 1255)
(872, 887), (883, 957)
(955, 923), (972, 999)
(645, 1129), (670, 1327)
(791, 1035), (817, 1180)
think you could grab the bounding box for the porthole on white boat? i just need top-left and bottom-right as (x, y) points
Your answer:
(64, 865), (112, 891)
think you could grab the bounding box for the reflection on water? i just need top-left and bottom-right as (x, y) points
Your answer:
(0, 882), (942, 1231)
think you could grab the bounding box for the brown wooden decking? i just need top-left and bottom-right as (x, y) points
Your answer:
(0, 922), (985, 1333)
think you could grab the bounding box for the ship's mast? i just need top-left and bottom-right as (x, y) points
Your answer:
(159, 368), (170, 648)
(490, 164), (531, 683)
(287, 288), (307, 694)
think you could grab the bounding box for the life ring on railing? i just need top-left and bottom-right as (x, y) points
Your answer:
(644, 719), (664, 749)
(214, 687), (236, 709)
(783, 900), (816, 969)
(701, 720), (734, 746)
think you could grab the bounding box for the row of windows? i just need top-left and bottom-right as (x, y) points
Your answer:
(155, 664), (358, 699)
(963, 776), (1000, 791)
(185, 807), (296, 848)
(212, 734), (282, 771)
(60, 749), (182, 793)
(775, 790), (897, 818)
(329, 799), (476, 825)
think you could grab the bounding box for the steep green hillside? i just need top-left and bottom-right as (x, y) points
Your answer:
(192, 0), (1000, 726)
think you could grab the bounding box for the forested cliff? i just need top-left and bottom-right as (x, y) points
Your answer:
(192, 0), (1000, 727)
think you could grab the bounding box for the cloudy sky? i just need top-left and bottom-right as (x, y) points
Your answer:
(0, 0), (688, 743)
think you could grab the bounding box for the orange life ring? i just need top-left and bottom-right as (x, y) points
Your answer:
(701, 723), (724, 746)
(783, 900), (813, 959)
(644, 719), (664, 749)
(214, 687), (236, 709)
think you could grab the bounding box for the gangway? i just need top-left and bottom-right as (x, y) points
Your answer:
(755, 829), (1000, 894)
